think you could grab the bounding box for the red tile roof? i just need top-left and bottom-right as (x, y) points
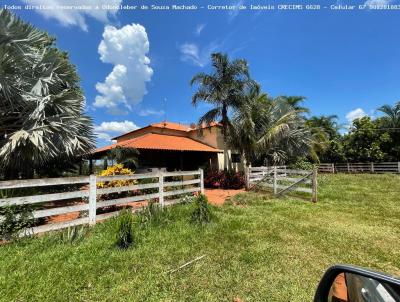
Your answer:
(150, 121), (191, 131)
(112, 120), (221, 140)
(95, 133), (221, 153)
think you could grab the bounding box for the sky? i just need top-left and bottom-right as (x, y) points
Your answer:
(7, 0), (400, 146)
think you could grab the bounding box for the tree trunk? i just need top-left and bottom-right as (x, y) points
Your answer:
(221, 105), (231, 171)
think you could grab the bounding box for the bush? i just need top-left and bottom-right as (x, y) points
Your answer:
(292, 158), (316, 170)
(58, 226), (89, 244)
(0, 205), (34, 240)
(139, 202), (170, 227)
(180, 194), (195, 204)
(97, 164), (138, 201)
(191, 194), (212, 225)
(97, 164), (137, 189)
(115, 209), (134, 249)
(204, 170), (245, 189)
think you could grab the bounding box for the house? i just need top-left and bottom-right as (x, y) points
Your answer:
(92, 121), (244, 172)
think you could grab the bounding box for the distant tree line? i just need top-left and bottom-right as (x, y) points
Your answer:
(307, 102), (400, 163)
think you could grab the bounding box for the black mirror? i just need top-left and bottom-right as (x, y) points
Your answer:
(314, 265), (400, 302)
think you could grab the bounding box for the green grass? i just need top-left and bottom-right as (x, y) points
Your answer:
(1, 174), (400, 301)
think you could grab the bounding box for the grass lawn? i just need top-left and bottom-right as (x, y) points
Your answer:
(1, 173), (400, 301)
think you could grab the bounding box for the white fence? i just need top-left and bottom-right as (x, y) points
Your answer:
(246, 166), (317, 202)
(0, 169), (204, 235)
(319, 162), (400, 174)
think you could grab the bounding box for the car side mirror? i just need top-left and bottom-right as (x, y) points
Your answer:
(314, 265), (400, 302)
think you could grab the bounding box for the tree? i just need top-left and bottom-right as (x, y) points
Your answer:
(343, 117), (390, 162)
(107, 146), (139, 170)
(275, 96), (310, 114)
(190, 52), (256, 170)
(306, 115), (345, 162)
(377, 101), (400, 160)
(0, 10), (95, 179)
(228, 87), (319, 165)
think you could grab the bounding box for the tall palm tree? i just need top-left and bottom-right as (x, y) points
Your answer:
(306, 115), (341, 140)
(275, 96), (309, 114)
(377, 101), (400, 160)
(190, 52), (256, 170)
(229, 88), (319, 165)
(0, 10), (95, 179)
(378, 101), (400, 128)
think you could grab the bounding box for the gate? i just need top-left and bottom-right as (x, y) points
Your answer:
(246, 166), (317, 202)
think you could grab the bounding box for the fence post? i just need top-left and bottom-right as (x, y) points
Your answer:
(331, 163), (335, 174)
(199, 168), (204, 194)
(273, 166), (277, 195)
(89, 174), (97, 226)
(347, 163), (350, 173)
(245, 166), (249, 190)
(312, 169), (318, 203)
(371, 162), (374, 173)
(158, 170), (164, 207)
(398, 162), (400, 174)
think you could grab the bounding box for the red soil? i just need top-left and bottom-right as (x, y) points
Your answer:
(205, 188), (245, 206)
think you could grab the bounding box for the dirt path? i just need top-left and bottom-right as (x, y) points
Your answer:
(205, 189), (245, 206)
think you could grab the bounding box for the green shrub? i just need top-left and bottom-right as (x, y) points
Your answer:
(190, 194), (212, 225)
(180, 194), (195, 204)
(58, 226), (89, 244)
(292, 158), (316, 170)
(0, 205), (34, 240)
(115, 209), (134, 249)
(139, 202), (170, 227)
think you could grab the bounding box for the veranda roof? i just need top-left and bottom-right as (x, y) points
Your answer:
(95, 133), (222, 153)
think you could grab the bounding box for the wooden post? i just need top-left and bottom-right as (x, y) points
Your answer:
(371, 162), (374, 173)
(331, 163), (335, 174)
(88, 174), (97, 225)
(199, 168), (204, 194)
(347, 162), (350, 173)
(158, 170), (164, 207)
(312, 169), (318, 203)
(398, 162), (400, 173)
(273, 166), (277, 195)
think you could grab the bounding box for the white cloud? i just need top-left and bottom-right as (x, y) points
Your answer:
(138, 109), (165, 117)
(364, 0), (392, 6)
(179, 42), (220, 67)
(195, 24), (206, 36)
(20, 0), (122, 31)
(95, 120), (139, 142)
(94, 24), (153, 114)
(346, 108), (367, 123)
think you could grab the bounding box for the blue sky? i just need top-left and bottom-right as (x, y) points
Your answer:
(9, 0), (400, 146)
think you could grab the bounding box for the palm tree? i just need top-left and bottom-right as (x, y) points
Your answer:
(377, 101), (400, 160)
(107, 146), (139, 170)
(190, 52), (256, 170)
(378, 102), (400, 128)
(275, 96), (309, 114)
(0, 10), (95, 179)
(228, 88), (319, 165)
(306, 115), (341, 140)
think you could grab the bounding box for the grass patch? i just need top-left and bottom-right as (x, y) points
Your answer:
(0, 174), (399, 301)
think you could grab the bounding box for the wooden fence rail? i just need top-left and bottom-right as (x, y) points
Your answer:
(246, 166), (317, 202)
(318, 162), (400, 174)
(0, 169), (204, 235)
